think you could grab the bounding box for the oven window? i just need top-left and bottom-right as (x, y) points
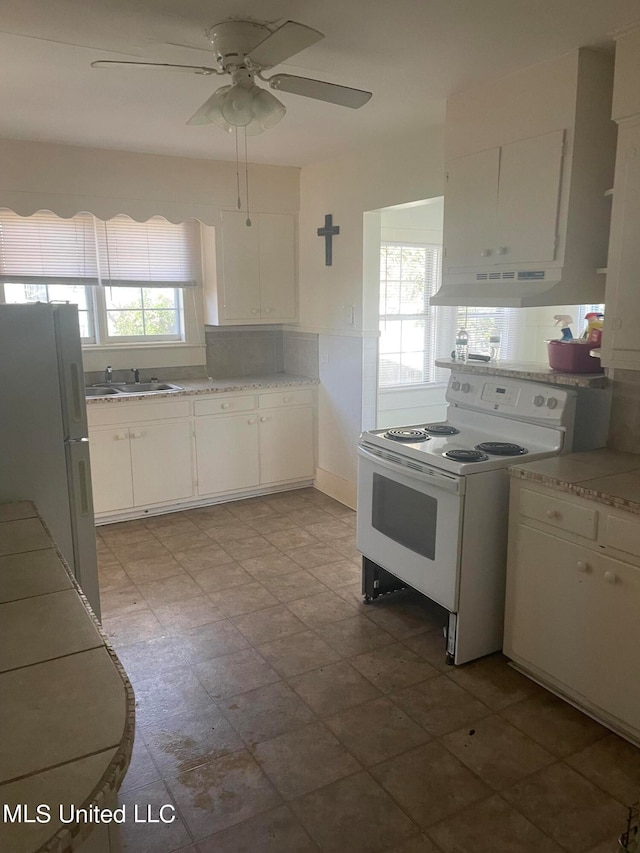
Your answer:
(371, 473), (437, 560)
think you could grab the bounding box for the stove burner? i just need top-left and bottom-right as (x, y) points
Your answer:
(385, 428), (429, 443)
(475, 442), (528, 456)
(444, 449), (490, 462)
(422, 424), (460, 436)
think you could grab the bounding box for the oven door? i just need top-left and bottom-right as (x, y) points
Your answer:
(356, 445), (463, 611)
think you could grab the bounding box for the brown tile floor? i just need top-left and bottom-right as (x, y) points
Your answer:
(98, 487), (640, 853)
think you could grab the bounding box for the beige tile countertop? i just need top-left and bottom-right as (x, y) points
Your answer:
(86, 373), (319, 404)
(0, 502), (134, 853)
(509, 448), (640, 514)
(435, 358), (608, 388)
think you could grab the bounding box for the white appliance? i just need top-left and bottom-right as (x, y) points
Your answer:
(0, 304), (100, 617)
(357, 372), (586, 665)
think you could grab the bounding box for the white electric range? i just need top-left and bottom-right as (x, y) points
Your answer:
(356, 372), (581, 665)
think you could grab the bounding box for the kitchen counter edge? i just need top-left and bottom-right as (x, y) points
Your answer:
(0, 502), (135, 853)
(85, 374), (319, 404)
(509, 449), (640, 514)
(434, 358), (608, 388)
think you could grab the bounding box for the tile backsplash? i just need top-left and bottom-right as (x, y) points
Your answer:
(84, 328), (320, 385)
(84, 364), (208, 386)
(205, 326), (319, 380)
(608, 368), (640, 453)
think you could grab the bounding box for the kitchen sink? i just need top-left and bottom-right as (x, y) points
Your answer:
(85, 382), (183, 398)
(116, 382), (183, 393)
(85, 386), (121, 396)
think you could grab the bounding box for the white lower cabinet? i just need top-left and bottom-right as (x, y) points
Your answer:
(195, 414), (259, 495)
(504, 480), (640, 743)
(259, 405), (314, 484)
(89, 421), (194, 514)
(130, 421), (194, 507)
(89, 387), (316, 519)
(89, 427), (134, 514)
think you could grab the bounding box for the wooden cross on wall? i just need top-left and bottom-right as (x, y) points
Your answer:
(317, 214), (340, 266)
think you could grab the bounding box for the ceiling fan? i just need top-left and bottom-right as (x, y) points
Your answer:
(91, 19), (373, 135)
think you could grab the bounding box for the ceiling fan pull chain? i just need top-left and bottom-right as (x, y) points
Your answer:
(244, 127), (252, 227)
(235, 127), (241, 209)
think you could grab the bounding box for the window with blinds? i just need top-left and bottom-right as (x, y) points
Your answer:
(379, 242), (526, 388)
(0, 210), (200, 344)
(379, 243), (446, 387)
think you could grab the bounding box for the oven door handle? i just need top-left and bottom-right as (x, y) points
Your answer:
(357, 445), (461, 494)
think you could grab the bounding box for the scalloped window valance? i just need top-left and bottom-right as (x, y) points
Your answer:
(0, 209), (199, 287)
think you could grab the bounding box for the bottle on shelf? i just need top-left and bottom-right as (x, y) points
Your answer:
(455, 328), (469, 362)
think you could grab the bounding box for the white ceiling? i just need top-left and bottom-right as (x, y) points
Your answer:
(1, 0), (638, 167)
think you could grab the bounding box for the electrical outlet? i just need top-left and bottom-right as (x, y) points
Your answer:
(320, 353), (329, 365)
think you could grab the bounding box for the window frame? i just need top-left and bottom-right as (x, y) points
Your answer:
(378, 241), (447, 390)
(0, 211), (202, 349)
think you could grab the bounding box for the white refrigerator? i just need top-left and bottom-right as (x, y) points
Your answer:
(0, 303), (100, 617)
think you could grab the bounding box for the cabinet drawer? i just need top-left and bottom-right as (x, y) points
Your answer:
(194, 396), (255, 416)
(87, 400), (191, 426)
(258, 389), (313, 409)
(605, 513), (640, 560)
(520, 488), (598, 539)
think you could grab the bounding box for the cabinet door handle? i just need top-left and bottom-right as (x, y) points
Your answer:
(247, 418), (256, 425)
(260, 416), (269, 422)
(603, 570), (617, 584)
(283, 396), (291, 403)
(480, 248), (492, 257)
(251, 308), (259, 315)
(131, 431), (143, 439)
(546, 510), (560, 520)
(221, 402), (230, 409)
(576, 560), (589, 572)
(264, 307), (272, 314)
(115, 433), (127, 441)
(496, 246), (508, 255)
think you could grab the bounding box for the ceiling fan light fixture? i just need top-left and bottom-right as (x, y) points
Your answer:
(221, 83), (254, 127)
(192, 85), (234, 131)
(251, 88), (286, 131)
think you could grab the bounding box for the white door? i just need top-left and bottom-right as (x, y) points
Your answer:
(220, 211), (261, 320)
(259, 406), (314, 484)
(587, 553), (640, 730)
(443, 147), (500, 269)
(496, 130), (564, 265)
(130, 421), (194, 506)
(259, 213), (296, 320)
(89, 427), (134, 514)
(195, 414), (259, 495)
(506, 524), (593, 697)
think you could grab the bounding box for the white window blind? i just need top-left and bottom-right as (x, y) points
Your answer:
(0, 210), (100, 285)
(96, 215), (199, 288)
(0, 209), (198, 288)
(455, 306), (524, 360)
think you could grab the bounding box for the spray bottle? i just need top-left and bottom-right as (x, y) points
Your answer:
(553, 315), (574, 342)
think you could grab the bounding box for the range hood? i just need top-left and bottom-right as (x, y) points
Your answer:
(430, 266), (606, 308)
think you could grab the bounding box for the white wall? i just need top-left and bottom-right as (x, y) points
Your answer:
(298, 130), (445, 505)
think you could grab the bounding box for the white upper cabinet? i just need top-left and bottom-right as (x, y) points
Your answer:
(435, 49), (616, 307)
(600, 27), (640, 369)
(202, 212), (297, 325)
(495, 131), (565, 265)
(443, 148), (499, 269)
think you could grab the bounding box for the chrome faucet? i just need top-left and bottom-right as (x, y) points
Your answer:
(131, 368), (140, 384)
(104, 365), (112, 384)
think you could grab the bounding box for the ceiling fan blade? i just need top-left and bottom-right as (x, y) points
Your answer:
(91, 60), (219, 75)
(268, 74), (372, 108)
(246, 21), (323, 69)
